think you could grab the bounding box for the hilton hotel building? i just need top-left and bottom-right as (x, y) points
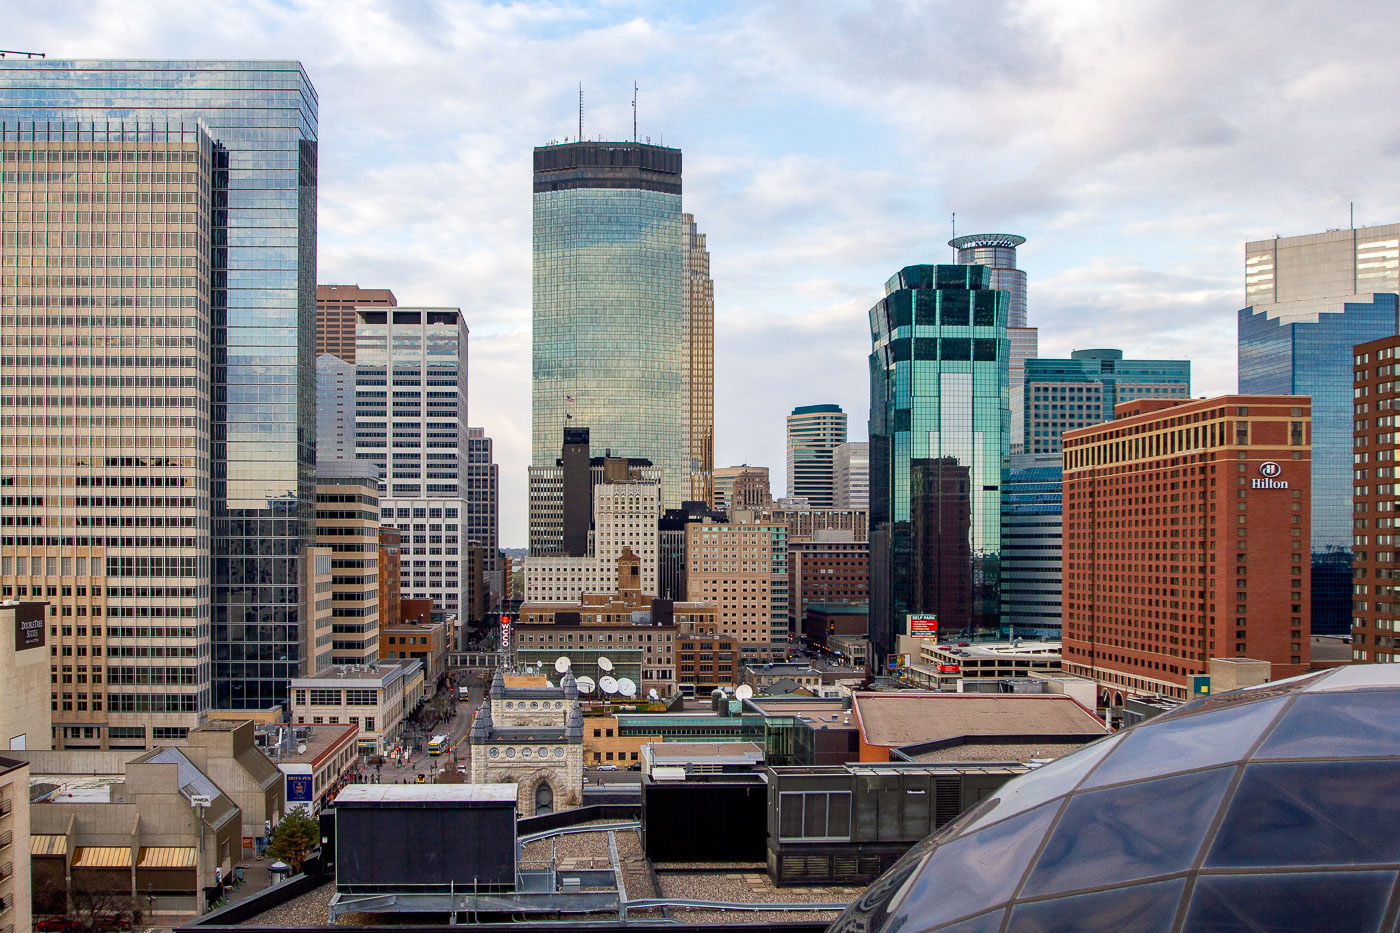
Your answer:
(1061, 396), (1312, 703)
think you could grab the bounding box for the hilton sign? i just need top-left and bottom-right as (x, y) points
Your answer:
(1252, 461), (1288, 490)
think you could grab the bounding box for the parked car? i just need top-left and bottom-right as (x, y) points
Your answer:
(597, 764), (619, 771)
(627, 763), (642, 771)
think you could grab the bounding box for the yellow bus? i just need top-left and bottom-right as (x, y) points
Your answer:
(427, 735), (449, 756)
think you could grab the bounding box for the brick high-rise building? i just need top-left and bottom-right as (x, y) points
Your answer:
(1062, 396), (1312, 703)
(316, 284), (396, 363)
(1352, 336), (1400, 663)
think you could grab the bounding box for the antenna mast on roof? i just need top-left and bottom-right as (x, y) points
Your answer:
(578, 83), (584, 141)
(951, 212), (956, 247)
(633, 81), (638, 142)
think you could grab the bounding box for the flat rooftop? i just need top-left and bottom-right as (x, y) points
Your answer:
(291, 659), (420, 687)
(649, 742), (764, 762)
(258, 723), (358, 765)
(854, 692), (1109, 748)
(924, 641), (1062, 660)
(30, 773), (123, 803)
(334, 783), (518, 804)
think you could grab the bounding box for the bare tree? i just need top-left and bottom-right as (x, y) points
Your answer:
(66, 875), (141, 933)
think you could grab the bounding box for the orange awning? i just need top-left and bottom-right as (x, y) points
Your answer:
(72, 846), (131, 868)
(137, 847), (196, 869)
(30, 835), (67, 856)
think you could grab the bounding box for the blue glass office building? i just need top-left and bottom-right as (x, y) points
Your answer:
(1240, 297), (1399, 636)
(0, 61), (319, 709)
(1023, 349), (1190, 454)
(1000, 454), (1063, 638)
(869, 265), (1009, 660)
(531, 142), (688, 509)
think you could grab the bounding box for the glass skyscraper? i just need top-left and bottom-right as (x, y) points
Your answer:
(869, 265), (1009, 660)
(531, 142), (689, 509)
(0, 60), (318, 714)
(1023, 349), (1191, 454)
(1238, 224), (1400, 635)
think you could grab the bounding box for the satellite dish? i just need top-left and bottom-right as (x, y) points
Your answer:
(554, 656), (571, 674)
(576, 676), (595, 694)
(296, 744), (308, 755)
(597, 656), (614, 672)
(735, 685), (754, 700)
(617, 677), (637, 698)
(599, 675), (619, 694)
(648, 688), (659, 700)
(545, 679), (554, 688)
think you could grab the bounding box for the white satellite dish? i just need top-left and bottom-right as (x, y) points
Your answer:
(735, 684), (754, 700)
(648, 688), (659, 700)
(597, 656), (614, 672)
(617, 677), (637, 698)
(545, 679), (554, 688)
(296, 744), (307, 755)
(554, 656), (571, 674)
(576, 675), (595, 694)
(599, 675), (619, 694)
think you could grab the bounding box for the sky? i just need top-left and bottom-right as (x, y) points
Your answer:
(8, 0), (1400, 546)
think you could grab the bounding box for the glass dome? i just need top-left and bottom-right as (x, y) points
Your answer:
(827, 665), (1400, 933)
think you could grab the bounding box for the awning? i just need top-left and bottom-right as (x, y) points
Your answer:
(136, 847), (196, 869)
(30, 835), (67, 856)
(72, 846), (132, 868)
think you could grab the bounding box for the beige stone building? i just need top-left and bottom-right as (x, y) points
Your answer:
(469, 670), (584, 817)
(685, 519), (790, 662)
(185, 721), (284, 853)
(26, 746), (242, 915)
(526, 481), (661, 602)
(0, 130), (214, 749)
(0, 756), (32, 933)
(1, 601), (51, 751)
(290, 660), (421, 757)
(315, 461), (382, 668)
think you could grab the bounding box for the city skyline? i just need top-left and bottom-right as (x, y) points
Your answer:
(7, 3), (1400, 545)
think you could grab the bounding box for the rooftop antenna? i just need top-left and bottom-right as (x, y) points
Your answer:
(633, 81), (638, 142)
(578, 83), (583, 141)
(951, 212), (956, 251)
(1351, 202), (1355, 229)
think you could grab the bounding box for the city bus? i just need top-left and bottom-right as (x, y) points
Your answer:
(427, 735), (450, 756)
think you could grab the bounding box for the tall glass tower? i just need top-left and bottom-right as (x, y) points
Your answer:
(0, 60), (319, 712)
(1238, 224), (1400, 635)
(531, 142), (688, 508)
(951, 234), (1036, 453)
(868, 265), (1009, 660)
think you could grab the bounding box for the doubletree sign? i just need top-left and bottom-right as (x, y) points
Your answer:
(14, 601), (45, 651)
(1252, 461), (1288, 490)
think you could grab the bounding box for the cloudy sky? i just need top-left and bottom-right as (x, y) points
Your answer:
(11, 1), (1400, 545)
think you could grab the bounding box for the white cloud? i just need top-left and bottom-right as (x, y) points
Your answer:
(9, 0), (1400, 535)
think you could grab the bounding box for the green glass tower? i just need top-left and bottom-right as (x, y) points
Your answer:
(531, 142), (688, 508)
(868, 265), (1009, 660)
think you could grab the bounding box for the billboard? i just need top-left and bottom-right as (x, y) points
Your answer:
(13, 602), (45, 651)
(284, 764), (314, 806)
(908, 615), (939, 638)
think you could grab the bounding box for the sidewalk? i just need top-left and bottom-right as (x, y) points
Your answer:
(145, 856), (278, 933)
